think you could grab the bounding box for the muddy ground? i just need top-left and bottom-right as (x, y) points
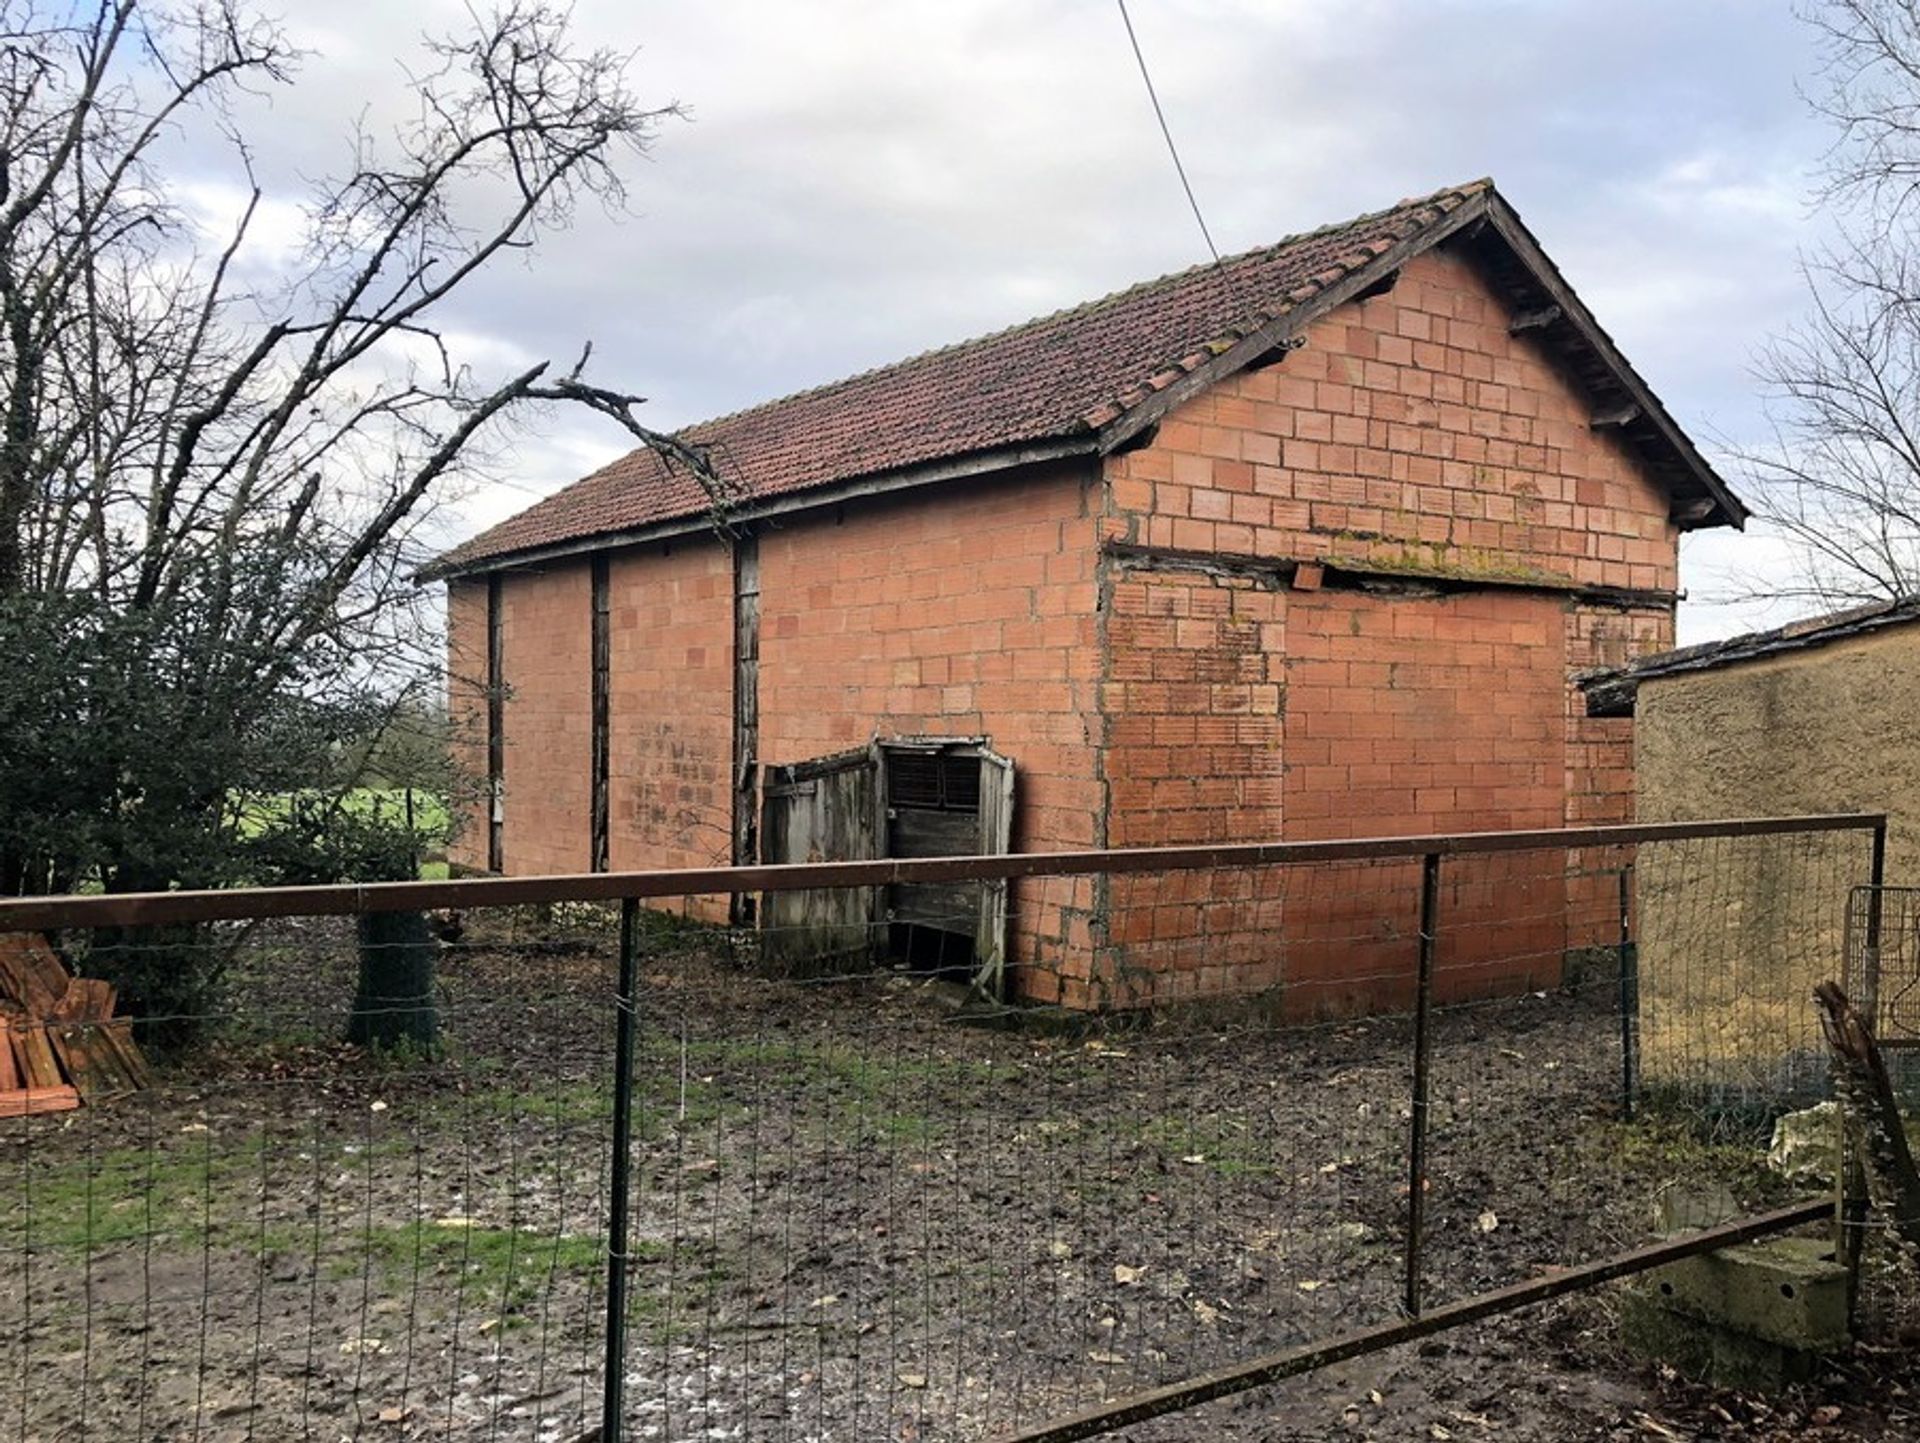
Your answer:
(2, 911), (1914, 1442)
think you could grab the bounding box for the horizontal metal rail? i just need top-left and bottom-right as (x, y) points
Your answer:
(997, 1198), (1832, 1443)
(0, 812), (1883, 930)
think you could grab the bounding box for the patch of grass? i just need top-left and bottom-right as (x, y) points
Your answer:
(1595, 1115), (1795, 1206)
(341, 1220), (610, 1317)
(1135, 1113), (1279, 1179)
(8, 1138), (269, 1254)
(237, 787), (450, 839)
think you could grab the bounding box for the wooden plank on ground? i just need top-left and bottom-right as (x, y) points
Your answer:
(0, 1019), (17, 1092)
(49, 1024), (134, 1104)
(98, 1021), (153, 1090)
(0, 1085), (81, 1118)
(52, 976), (116, 1024)
(0, 932), (69, 1016)
(13, 1022), (62, 1089)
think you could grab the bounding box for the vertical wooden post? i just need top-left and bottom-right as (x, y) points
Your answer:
(590, 554), (611, 873)
(1405, 852), (1440, 1319)
(1840, 821), (1889, 1325)
(485, 573), (505, 874)
(730, 535), (761, 926)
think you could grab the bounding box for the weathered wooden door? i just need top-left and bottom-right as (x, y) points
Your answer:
(758, 746), (882, 976)
(973, 747), (1015, 999)
(877, 740), (1016, 999)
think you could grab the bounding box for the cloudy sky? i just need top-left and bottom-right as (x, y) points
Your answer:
(198, 0), (1845, 643)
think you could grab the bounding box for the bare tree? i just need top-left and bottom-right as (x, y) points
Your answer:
(0, 0), (722, 1027)
(1734, 1), (1920, 603)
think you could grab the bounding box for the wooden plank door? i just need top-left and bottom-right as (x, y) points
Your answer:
(758, 745), (882, 977)
(973, 747), (1016, 999)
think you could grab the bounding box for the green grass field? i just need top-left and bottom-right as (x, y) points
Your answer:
(236, 787), (453, 879)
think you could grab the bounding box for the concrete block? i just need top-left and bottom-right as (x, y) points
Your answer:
(1620, 1288), (1822, 1392)
(1624, 1235), (1851, 1391)
(1643, 1236), (1848, 1353)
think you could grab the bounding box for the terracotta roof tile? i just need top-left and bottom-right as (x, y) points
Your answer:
(435, 180), (1492, 572)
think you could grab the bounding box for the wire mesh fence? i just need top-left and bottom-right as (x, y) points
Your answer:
(0, 816), (1883, 1441)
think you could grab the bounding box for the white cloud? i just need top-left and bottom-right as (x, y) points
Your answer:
(168, 0), (1845, 642)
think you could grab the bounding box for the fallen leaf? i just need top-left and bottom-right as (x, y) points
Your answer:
(1297, 1279), (1325, 1292)
(1114, 1264), (1146, 1285)
(1087, 1350), (1127, 1365)
(898, 1372), (927, 1389)
(1181, 1154), (1207, 1166)
(1431, 1426), (1454, 1441)
(1476, 1210), (1499, 1233)
(1190, 1298), (1219, 1325)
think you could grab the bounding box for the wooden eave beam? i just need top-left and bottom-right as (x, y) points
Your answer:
(1475, 199), (1747, 528)
(1508, 305), (1562, 333)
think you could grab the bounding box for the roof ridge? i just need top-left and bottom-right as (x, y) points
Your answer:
(672, 178), (1495, 444)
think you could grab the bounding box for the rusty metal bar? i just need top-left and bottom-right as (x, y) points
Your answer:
(1864, 820), (1888, 1022)
(600, 898), (639, 1441)
(994, 1198), (1831, 1443)
(0, 813), (1885, 931)
(1404, 851), (1439, 1318)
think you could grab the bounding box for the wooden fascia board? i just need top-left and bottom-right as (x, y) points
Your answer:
(423, 435), (1102, 581)
(1102, 538), (1679, 609)
(1092, 192), (1494, 457)
(1478, 198), (1749, 531)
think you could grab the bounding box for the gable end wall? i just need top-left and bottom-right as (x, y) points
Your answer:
(1093, 245), (1681, 1012)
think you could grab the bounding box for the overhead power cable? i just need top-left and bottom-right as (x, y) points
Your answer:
(1115, 0), (1231, 281)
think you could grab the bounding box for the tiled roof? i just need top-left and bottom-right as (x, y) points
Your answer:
(1580, 595), (1920, 716)
(432, 181), (1494, 573)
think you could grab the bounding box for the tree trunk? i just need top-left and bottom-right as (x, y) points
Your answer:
(1815, 981), (1920, 1257)
(348, 911), (438, 1050)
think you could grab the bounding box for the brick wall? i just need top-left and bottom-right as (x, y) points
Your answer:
(445, 577), (490, 874)
(605, 541), (734, 883)
(443, 242), (1698, 1013)
(757, 464), (1104, 1003)
(446, 463), (1108, 989)
(1093, 243), (1681, 1010)
(1104, 245), (1678, 598)
(496, 562), (592, 875)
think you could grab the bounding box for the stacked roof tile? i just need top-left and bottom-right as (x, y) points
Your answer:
(433, 181), (1492, 573)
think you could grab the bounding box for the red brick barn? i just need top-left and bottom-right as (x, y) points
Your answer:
(429, 180), (1744, 1013)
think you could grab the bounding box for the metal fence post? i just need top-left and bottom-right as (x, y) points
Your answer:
(602, 898), (641, 1441)
(1618, 865), (1638, 1120)
(1863, 820), (1888, 1022)
(1404, 852), (1440, 1319)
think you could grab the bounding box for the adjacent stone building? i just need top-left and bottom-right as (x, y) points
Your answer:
(429, 180), (1745, 1012)
(1582, 600), (1918, 1092)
